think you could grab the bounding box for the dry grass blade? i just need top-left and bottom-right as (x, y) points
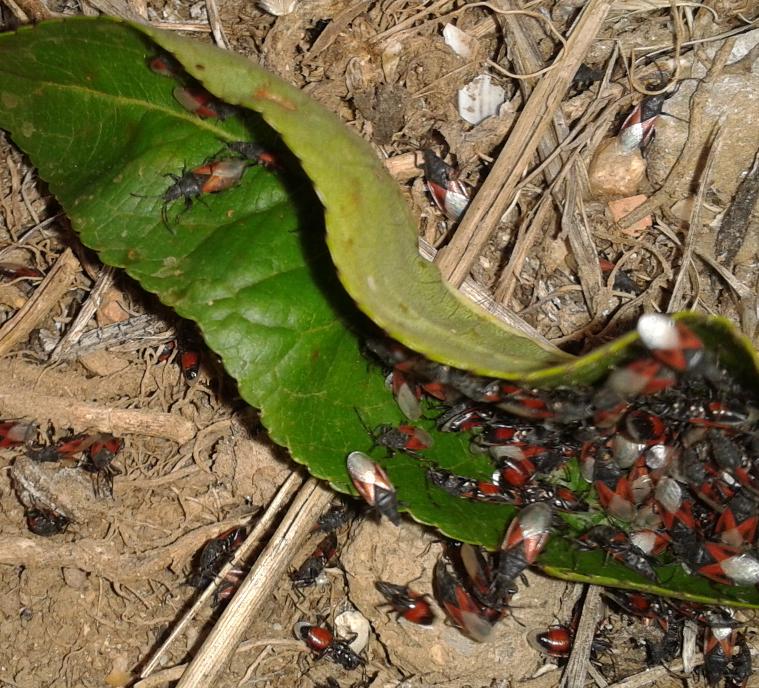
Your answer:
(0, 247), (79, 357)
(51, 313), (173, 359)
(435, 0), (613, 287)
(667, 118), (724, 312)
(696, 251), (757, 337)
(174, 478), (333, 688)
(560, 585), (604, 688)
(715, 147), (759, 265)
(604, 655), (703, 688)
(49, 265), (116, 361)
(205, 0), (229, 49)
(562, 176), (603, 315)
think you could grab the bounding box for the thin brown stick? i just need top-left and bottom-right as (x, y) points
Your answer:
(667, 119), (724, 312)
(205, 0), (230, 49)
(0, 388), (195, 444)
(435, 0), (613, 287)
(135, 641), (302, 687)
(560, 585), (604, 688)
(140, 472), (303, 678)
(0, 248), (80, 358)
(0, 516), (251, 581)
(175, 479), (333, 688)
(604, 655), (703, 688)
(4, 0), (53, 20)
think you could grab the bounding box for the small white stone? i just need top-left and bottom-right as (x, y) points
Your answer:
(259, 0), (298, 16)
(334, 610), (370, 653)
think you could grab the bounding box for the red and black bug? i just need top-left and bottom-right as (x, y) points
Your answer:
(26, 430), (89, 463)
(580, 526), (658, 581)
(26, 507), (70, 536)
(147, 54), (180, 77)
(421, 149), (470, 221)
(715, 491), (758, 547)
(0, 419), (36, 448)
(527, 625), (574, 659)
(147, 167), (205, 228)
(703, 612), (739, 687)
(157, 339), (177, 363)
(80, 434), (124, 498)
(433, 559), (494, 642)
(637, 314), (705, 373)
(427, 466), (510, 504)
(724, 633), (751, 688)
(179, 347), (201, 382)
(696, 543), (759, 587)
(316, 504), (353, 534)
(437, 403), (496, 433)
(484, 502), (553, 609)
(294, 622), (363, 670)
(192, 159), (249, 194)
(226, 141), (280, 169)
(139, 158), (250, 229)
(290, 531), (338, 589)
(629, 529), (671, 557)
(603, 357), (678, 401)
(375, 580), (435, 625)
(173, 86), (238, 120)
(646, 615), (683, 665)
(189, 526), (246, 589)
(346, 451), (400, 525)
(602, 589), (667, 627)
(618, 93), (669, 152)
(213, 567), (246, 606)
(0, 263), (44, 281)
(589, 444), (636, 522)
(386, 367), (423, 420)
(355, 409), (433, 457)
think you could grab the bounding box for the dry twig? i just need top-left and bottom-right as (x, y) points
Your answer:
(49, 265), (116, 362)
(0, 388), (195, 443)
(0, 247), (79, 357)
(667, 118), (724, 311)
(435, 0), (613, 287)
(0, 516), (252, 581)
(560, 585), (604, 688)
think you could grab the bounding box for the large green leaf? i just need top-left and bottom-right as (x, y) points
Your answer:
(2, 18), (759, 607)
(0, 17), (518, 547)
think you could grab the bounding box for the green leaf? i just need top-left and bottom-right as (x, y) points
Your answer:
(2, 18), (759, 608)
(0, 17), (519, 550)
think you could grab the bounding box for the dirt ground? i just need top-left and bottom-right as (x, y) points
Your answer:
(1, 0), (759, 686)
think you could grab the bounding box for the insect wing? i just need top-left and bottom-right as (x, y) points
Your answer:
(346, 452), (399, 524)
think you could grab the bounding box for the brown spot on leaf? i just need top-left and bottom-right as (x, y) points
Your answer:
(252, 88), (296, 111)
